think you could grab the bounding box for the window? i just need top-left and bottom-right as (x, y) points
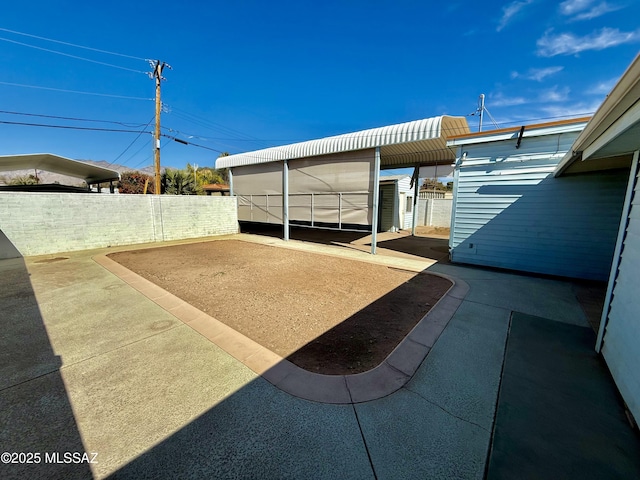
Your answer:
(406, 196), (413, 213)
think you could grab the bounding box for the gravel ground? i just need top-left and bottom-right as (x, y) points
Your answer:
(108, 239), (451, 374)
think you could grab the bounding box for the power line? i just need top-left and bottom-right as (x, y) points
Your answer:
(131, 137), (172, 170)
(0, 109), (152, 127)
(0, 119), (149, 134)
(109, 116), (156, 167)
(123, 139), (152, 167)
(0, 27), (147, 61)
(0, 36), (147, 74)
(160, 133), (225, 153)
(0, 80), (152, 100)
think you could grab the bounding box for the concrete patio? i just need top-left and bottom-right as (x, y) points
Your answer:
(1, 233), (639, 479)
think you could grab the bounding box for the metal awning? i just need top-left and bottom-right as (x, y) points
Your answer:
(216, 115), (470, 169)
(0, 153), (121, 184)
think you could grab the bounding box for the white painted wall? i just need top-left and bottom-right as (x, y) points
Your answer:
(417, 198), (452, 227)
(0, 193), (238, 258)
(601, 158), (640, 424)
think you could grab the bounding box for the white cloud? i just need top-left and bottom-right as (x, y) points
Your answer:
(573, 3), (623, 20)
(511, 66), (564, 81)
(586, 78), (617, 95)
(489, 92), (529, 107)
(559, 0), (594, 16)
(497, 0), (534, 32)
(538, 99), (602, 118)
(559, 0), (623, 21)
(538, 85), (571, 102)
(536, 27), (640, 56)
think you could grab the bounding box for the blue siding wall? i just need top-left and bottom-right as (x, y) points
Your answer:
(602, 162), (640, 422)
(451, 134), (628, 280)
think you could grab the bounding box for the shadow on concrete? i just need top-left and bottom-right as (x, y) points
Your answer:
(0, 255), (92, 480)
(240, 221), (451, 262)
(106, 263), (640, 478)
(487, 312), (640, 479)
(0, 228), (22, 260)
(374, 235), (451, 263)
(239, 221), (368, 245)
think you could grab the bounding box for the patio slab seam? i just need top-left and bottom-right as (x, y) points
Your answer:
(93, 249), (468, 405)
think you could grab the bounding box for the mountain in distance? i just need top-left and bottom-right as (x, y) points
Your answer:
(0, 159), (155, 186)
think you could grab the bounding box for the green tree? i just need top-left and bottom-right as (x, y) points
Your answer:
(421, 178), (446, 191)
(162, 168), (200, 195)
(215, 152), (230, 183)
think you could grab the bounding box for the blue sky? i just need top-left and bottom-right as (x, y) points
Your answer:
(1, 0), (639, 171)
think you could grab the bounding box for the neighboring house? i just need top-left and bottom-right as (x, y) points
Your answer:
(446, 118), (629, 281)
(202, 183), (230, 196)
(216, 116), (470, 253)
(556, 54), (640, 425)
(0, 153), (120, 192)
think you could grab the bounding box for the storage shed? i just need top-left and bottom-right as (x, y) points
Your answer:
(378, 174), (414, 232)
(216, 116), (469, 253)
(446, 119), (629, 281)
(557, 54), (640, 424)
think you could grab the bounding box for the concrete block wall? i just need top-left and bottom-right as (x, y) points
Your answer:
(416, 198), (452, 227)
(0, 193), (238, 258)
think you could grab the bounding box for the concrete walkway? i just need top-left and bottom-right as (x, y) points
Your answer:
(1, 234), (638, 479)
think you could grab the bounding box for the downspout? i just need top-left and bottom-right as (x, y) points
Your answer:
(228, 168), (234, 196)
(283, 160), (289, 241)
(596, 149), (639, 352)
(371, 147), (381, 254)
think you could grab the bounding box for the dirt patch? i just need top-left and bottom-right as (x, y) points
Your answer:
(414, 226), (450, 237)
(108, 240), (451, 375)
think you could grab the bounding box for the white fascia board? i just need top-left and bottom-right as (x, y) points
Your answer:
(583, 99), (640, 160)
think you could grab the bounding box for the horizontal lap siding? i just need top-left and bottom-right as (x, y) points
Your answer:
(451, 132), (627, 280)
(602, 164), (640, 423)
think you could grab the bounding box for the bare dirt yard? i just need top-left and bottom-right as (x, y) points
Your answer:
(108, 240), (451, 375)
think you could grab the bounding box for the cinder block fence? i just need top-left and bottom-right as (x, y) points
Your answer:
(0, 193), (238, 258)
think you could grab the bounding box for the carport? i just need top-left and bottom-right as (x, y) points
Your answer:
(0, 153), (121, 191)
(216, 116), (469, 253)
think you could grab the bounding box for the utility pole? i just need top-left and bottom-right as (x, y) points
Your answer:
(148, 60), (171, 194)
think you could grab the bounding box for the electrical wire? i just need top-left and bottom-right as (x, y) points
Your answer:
(130, 137), (172, 169)
(109, 116), (156, 167)
(123, 139), (152, 166)
(0, 109), (152, 128)
(0, 119), (149, 134)
(0, 27), (147, 61)
(0, 81), (152, 100)
(0, 36), (147, 74)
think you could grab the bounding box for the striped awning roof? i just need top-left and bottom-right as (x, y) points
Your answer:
(216, 115), (470, 169)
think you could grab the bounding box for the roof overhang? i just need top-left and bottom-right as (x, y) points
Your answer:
(216, 116), (470, 170)
(447, 117), (591, 147)
(555, 53), (640, 177)
(0, 153), (120, 184)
